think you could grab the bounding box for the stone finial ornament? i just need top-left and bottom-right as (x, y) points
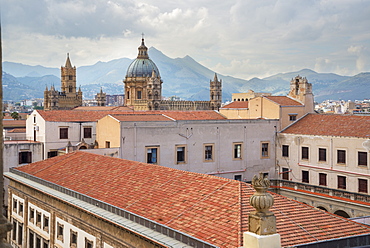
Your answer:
(248, 173), (277, 235)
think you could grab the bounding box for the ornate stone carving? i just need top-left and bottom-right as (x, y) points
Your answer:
(248, 173), (277, 235)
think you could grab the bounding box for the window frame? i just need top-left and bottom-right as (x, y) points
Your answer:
(318, 148), (327, 162)
(261, 142), (270, 159)
(358, 151), (368, 167)
(57, 223), (64, 242)
(19, 151), (32, 164)
(302, 170), (309, 183)
(59, 127), (68, 139)
(70, 230), (78, 248)
(282, 145), (289, 157)
(289, 114), (297, 121)
(282, 167), (289, 180)
(338, 175), (346, 190)
(233, 142), (243, 160)
(319, 173), (327, 186)
(359, 178), (368, 193)
(175, 145), (186, 164)
(301, 146), (309, 160)
(83, 127), (92, 139)
(203, 144), (214, 162)
(337, 149), (346, 164)
(146, 146), (159, 164)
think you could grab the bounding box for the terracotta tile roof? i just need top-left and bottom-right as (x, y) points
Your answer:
(37, 110), (225, 122)
(281, 113), (370, 138)
(110, 114), (173, 122)
(3, 120), (26, 128)
(8, 128), (26, 133)
(265, 96), (303, 106)
(15, 152), (370, 248)
(221, 101), (249, 109)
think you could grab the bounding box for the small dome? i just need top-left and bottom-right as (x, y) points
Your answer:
(126, 58), (160, 78)
(125, 38), (160, 78)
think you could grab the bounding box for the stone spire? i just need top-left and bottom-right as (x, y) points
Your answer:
(65, 53), (72, 68)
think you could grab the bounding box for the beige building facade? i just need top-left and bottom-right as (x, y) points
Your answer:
(220, 76), (314, 130)
(277, 114), (370, 194)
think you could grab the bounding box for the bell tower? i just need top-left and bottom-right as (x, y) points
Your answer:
(210, 73), (222, 110)
(61, 53), (77, 94)
(288, 75), (314, 113)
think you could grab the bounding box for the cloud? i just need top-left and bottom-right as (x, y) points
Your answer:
(2, 0), (370, 78)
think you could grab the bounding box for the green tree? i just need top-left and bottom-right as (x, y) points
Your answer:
(11, 112), (20, 120)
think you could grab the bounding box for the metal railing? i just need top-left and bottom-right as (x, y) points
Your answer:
(270, 179), (370, 203)
(9, 168), (218, 248)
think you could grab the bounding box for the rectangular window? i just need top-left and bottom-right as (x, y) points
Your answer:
(19, 202), (23, 216)
(29, 208), (35, 223)
(319, 148), (327, 162)
(59, 127), (68, 139)
(85, 238), (93, 248)
(337, 150), (346, 164)
(234, 175), (242, 181)
(176, 145), (186, 164)
(204, 144), (214, 162)
(70, 230), (77, 248)
(301, 146), (309, 160)
(12, 221), (16, 241)
(36, 211), (42, 227)
(43, 216), (49, 232)
(338, 176), (346, 190)
(29, 230), (34, 248)
(18, 223), (23, 245)
(302, 170), (309, 183)
(282, 145), (289, 157)
(289, 114), (297, 121)
(137, 90), (142, 99)
(358, 151), (368, 166)
(47, 151), (58, 158)
(83, 127), (92, 139)
(19, 151), (32, 164)
(261, 142), (269, 158)
(57, 223), (64, 242)
(105, 141), (110, 148)
(282, 168), (289, 180)
(147, 147), (159, 164)
(359, 179), (368, 193)
(233, 143), (242, 159)
(36, 235), (41, 248)
(43, 240), (49, 248)
(13, 198), (17, 213)
(319, 173), (327, 186)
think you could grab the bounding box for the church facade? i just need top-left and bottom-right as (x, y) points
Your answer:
(124, 38), (222, 111)
(44, 54), (83, 110)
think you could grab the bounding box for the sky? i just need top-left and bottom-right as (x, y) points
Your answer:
(2, 0), (370, 80)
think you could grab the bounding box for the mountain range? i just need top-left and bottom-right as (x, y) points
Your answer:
(3, 47), (370, 102)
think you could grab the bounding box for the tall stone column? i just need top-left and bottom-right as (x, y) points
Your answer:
(243, 173), (281, 248)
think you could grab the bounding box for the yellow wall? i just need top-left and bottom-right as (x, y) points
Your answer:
(219, 108), (250, 119)
(96, 115), (121, 148)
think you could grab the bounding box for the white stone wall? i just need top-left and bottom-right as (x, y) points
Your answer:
(118, 119), (279, 181)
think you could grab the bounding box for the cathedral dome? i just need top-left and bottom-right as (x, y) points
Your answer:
(126, 38), (160, 78)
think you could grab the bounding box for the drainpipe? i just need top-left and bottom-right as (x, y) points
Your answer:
(134, 123), (137, 161)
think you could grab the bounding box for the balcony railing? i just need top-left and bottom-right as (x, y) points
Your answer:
(270, 179), (370, 203)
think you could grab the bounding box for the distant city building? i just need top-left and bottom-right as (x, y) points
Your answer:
(106, 94), (124, 106)
(44, 54), (83, 110)
(220, 75), (315, 129)
(124, 38), (222, 110)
